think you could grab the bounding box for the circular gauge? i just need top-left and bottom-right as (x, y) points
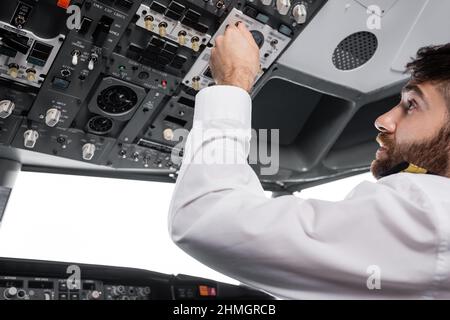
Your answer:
(97, 85), (138, 115)
(87, 116), (114, 135)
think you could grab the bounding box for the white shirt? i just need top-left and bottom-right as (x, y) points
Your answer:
(168, 85), (450, 300)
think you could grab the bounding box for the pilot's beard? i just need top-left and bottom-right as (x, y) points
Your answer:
(371, 125), (450, 180)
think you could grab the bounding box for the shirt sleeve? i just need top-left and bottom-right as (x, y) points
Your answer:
(168, 85), (440, 300)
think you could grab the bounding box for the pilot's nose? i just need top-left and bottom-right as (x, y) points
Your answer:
(374, 107), (401, 133)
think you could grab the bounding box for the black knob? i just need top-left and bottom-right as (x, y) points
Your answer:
(250, 30), (264, 48)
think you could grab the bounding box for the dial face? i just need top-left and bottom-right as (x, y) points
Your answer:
(87, 115), (114, 135)
(97, 85), (138, 115)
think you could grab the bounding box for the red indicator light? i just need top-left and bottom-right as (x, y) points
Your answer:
(57, 0), (71, 9)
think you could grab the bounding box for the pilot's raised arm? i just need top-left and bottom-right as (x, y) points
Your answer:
(168, 24), (450, 299)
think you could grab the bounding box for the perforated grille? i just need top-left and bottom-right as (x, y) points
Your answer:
(332, 32), (378, 71)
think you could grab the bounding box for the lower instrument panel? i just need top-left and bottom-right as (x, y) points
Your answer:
(0, 257), (273, 300)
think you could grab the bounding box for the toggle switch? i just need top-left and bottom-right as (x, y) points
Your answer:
(88, 52), (98, 71)
(191, 36), (200, 52)
(132, 152), (140, 162)
(0, 100), (15, 119)
(144, 15), (154, 31)
(26, 68), (36, 81)
(158, 22), (168, 37)
(24, 129), (39, 149)
(7, 63), (19, 78)
(178, 30), (187, 46)
(71, 49), (81, 66)
(192, 76), (201, 91)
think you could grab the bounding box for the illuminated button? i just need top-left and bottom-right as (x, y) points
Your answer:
(198, 285), (217, 297)
(199, 286), (208, 297)
(57, 0), (71, 9)
(144, 15), (154, 31)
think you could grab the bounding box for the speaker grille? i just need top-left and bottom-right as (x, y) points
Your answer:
(332, 32), (378, 71)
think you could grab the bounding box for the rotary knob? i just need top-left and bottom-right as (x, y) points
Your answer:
(4, 287), (18, 299)
(45, 108), (62, 127)
(250, 30), (265, 48)
(276, 0), (291, 15)
(23, 130), (39, 149)
(0, 100), (15, 119)
(292, 3), (307, 24)
(82, 143), (96, 161)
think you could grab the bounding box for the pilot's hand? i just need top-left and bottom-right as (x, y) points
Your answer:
(210, 22), (260, 93)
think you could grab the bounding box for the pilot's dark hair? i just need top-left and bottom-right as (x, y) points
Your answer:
(406, 43), (450, 109)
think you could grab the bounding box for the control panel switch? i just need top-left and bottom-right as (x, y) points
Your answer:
(191, 36), (200, 52)
(7, 63), (19, 78)
(276, 0), (291, 15)
(45, 108), (62, 127)
(192, 76), (201, 91)
(163, 128), (174, 141)
(26, 68), (37, 81)
(158, 22), (168, 37)
(178, 30), (187, 46)
(82, 143), (96, 161)
(292, 3), (307, 24)
(71, 50), (81, 66)
(0, 100), (15, 119)
(24, 129), (39, 149)
(4, 287), (18, 299)
(88, 53), (98, 71)
(144, 15), (154, 31)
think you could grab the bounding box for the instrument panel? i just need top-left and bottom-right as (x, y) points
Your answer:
(0, 257), (274, 300)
